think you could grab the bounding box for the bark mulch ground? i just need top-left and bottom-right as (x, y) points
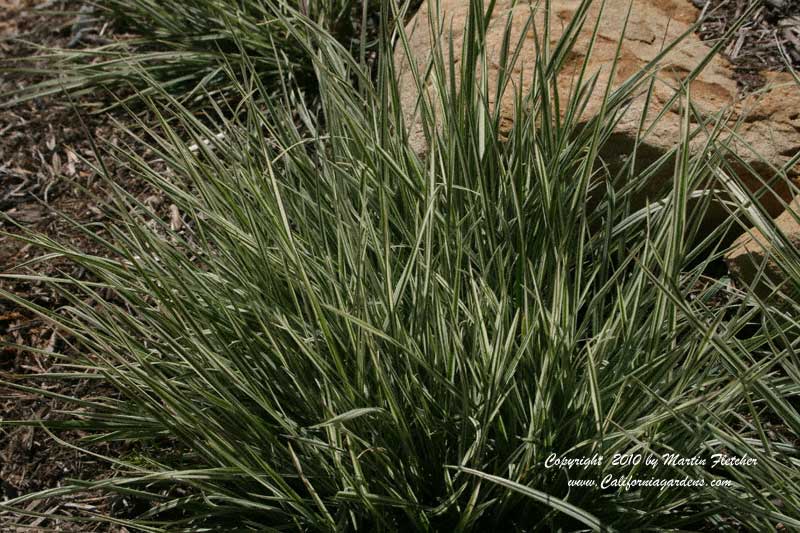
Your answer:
(696, 0), (800, 91)
(1, 2), (160, 530)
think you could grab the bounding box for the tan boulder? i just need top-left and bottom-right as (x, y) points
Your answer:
(723, 72), (800, 291)
(395, 0), (800, 214)
(728, 72), (800, 216)
(725, 196), (800, 294)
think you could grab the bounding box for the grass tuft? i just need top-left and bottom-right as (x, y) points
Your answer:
(2, 0), (799, 530)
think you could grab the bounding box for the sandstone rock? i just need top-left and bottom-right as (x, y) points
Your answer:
(395, 0), (736, 155)
(725, 195), (800, 293)
(729, 72), (800, 216)
(723, 72), (800, 291)
(394, 0), (800, 215)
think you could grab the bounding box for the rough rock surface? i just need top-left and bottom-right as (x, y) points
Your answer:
(395, 0), (738, 158)
(724, 71), (800, 290)
(395, 0), (799, 193)
(726, 196), (800, 293)
(395, 0), (800, 286)
(728, 71), (800, 215)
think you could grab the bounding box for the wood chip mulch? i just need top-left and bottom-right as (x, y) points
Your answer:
(1, 2), (159, 531)
(696, 0), (800, 91)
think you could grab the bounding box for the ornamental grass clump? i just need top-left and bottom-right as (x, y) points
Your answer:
(3, 0), (381, 110)
(2, 1), (799, 531)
